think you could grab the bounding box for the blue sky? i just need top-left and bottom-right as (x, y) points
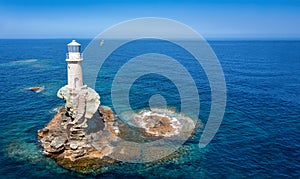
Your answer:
(0, 0), (299, 39)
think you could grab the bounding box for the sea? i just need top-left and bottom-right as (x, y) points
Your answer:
(0, 39), (299, 178)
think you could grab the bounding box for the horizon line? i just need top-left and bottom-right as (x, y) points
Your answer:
(0, 37), (300, 41)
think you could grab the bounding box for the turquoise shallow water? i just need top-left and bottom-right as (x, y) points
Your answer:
(0, 39), (299, 178)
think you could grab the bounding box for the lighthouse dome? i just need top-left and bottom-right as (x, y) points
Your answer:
(68, 40), (81, 46)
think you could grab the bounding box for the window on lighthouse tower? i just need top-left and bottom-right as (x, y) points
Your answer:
(74, 78), (79, 89)
(68, 46), (80, 52)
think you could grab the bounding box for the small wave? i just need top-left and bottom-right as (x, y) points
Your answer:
(10, 59), (38, 64)
(50, 106), (60, 113)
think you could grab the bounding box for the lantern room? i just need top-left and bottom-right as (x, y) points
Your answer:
(68, 40), (81, 52)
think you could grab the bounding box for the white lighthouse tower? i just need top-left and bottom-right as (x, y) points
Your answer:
(66, 40), (83, 90)
(57, 40), (100, 122)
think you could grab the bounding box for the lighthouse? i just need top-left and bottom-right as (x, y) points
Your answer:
(57, 40), (100, 121)
(66, 40), (83, 90)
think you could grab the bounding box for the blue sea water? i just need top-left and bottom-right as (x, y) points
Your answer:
(0, 39), (299, 178)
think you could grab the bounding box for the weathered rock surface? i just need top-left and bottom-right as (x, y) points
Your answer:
(57, 85), (100, 120)
(38, 84), (198, 173)
(38, 106), (198, 173)
(38, 106), (117, 173)
(119, 108), (196, 138)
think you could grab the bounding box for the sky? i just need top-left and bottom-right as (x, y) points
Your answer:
(0, 0), (300, 39)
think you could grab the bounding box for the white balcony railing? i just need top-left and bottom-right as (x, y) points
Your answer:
(66, 53), (83, 59)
